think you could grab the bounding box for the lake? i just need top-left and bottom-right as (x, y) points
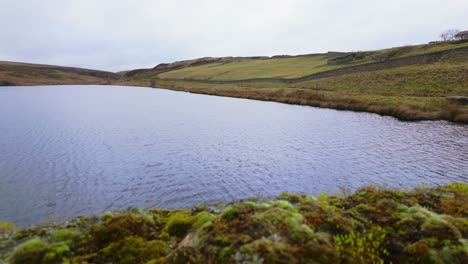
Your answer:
(0, 85), (467, 227)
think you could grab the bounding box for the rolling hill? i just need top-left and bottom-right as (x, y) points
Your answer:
(0, 61), (119, 86)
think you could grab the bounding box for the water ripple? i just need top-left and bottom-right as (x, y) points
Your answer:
(0, 85), (467, 227)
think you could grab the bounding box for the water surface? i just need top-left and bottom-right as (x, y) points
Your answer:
(0, 85), (467, 227)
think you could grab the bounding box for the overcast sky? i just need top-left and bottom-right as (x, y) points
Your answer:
(1, 0), (467, 72)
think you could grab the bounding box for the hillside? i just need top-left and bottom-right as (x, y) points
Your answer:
(125, 41), (468, 82)
(0, 61), (119, 86)
(120, 40), (468, 123)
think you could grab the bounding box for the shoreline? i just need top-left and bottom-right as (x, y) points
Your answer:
(119, 82), (468, 124)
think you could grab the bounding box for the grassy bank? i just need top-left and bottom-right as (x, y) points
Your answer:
(119, 80), (468, 124)
(1, 183), (466, 263)
(118, 56), (468, 123)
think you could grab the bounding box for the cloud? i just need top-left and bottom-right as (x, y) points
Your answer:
(1, 0), (467, 71)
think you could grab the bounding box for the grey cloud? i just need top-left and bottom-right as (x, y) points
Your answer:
(1, 0), (467, 71)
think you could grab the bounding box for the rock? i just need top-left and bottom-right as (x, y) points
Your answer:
(0, 80), (15, 86)
(447, 96), (468, 105)
(327, 52), (369, 65)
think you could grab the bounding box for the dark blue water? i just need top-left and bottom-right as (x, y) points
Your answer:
(0, 85), (467, 227)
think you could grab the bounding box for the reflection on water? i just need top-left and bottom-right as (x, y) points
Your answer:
(0, 85), (467, 227)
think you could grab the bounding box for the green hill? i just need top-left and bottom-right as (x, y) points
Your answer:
(131, 41), (468, 81)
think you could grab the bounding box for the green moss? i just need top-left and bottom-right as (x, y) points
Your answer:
(238, 239), (292, 263)
(101, 236), (168, 264)
(193, 212), (215, 229)
(91, 213), (156, 247)
(221, 206), (239, 219)
(243, 201), (271, 210)
(9, 239), (48, 264)
(253, 207), (313, 243)
(50, 229), (81, 243)
(12, 228), (45, 241)
(334, 225), (388, 263)
(271, 200), (295, 210)
(0, 222), (15, 233)
(1, 184), (467, 263)
(219, 246), (232, 261)
(303, 195), (318, 204)
(9, 239), (70, 264)
(277, 193), (305, 205)
(165, 213), (195, 238)
(101, 211), (113, 222)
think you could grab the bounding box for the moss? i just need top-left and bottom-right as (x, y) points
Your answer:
(440, 239), (468, 263)
(278, 193), (304, 204)
(101, 211), (113, 222)
(9, 239), (70, 264)
(0, 222), (15, 233)
(193, 212), (215, 229)
(253, 207), (313, 243)
(168, 247), (204, 264)
(221, 206), (239, 219)
(238, 239), (293, 263)
(301, 232), (339, 262)
(219, 246), (232, 261)
(271, 200), (295, 210)
(50, 229), (81, 243)
(9, 239), (48, 264)
(101, 236), (168, 264)
(421, 215), (461, 241)
(243, 201), (271, 210)
(165, 213), (195, 238)
(334, 226), (388, 263)
(303, 195), (318, 204)
(1, 184), (467, 263)
(91, 213), (156, 247)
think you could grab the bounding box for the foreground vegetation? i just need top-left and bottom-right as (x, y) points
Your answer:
(1, 183), (467, 263)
